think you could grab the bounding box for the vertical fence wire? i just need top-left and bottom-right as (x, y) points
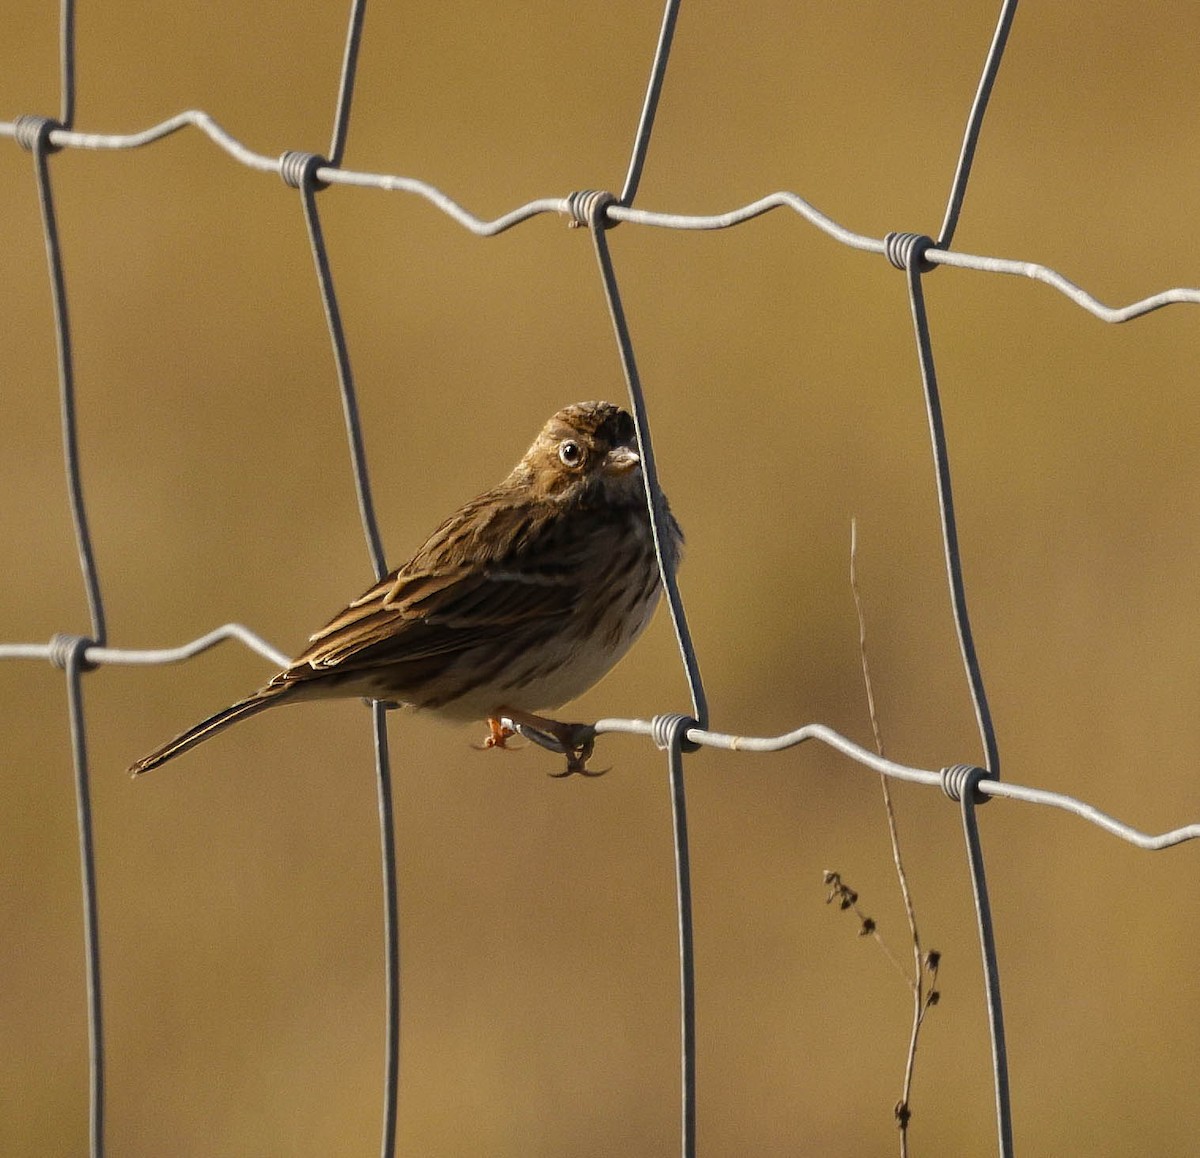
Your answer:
(63, 637), (104, 1158)
(894, 5), (1019, 1148)
(597, 14), (699, 1139)
(285, 15), (400, 1149)
(292, 163), (389, 581)
(936, 0), (1019, 250)
(586, 210), (703, 1158)
(586, 217), (707, 731)
(574, 17), (701, 1147)
(58, 0), (75, 129)
(901, 251), (1009, 1155)
(619, 0), (682, 207)
(291, 163), (401, 1158)
(372, 699), (400, 1158)
(956, 769), (1012, 1158)
(900, 251), (999, 779)
(289, 157), (401, 1158)
(26, 122), (106, 648)
(673, 753), (697, 1158)
(577, 14), (704, 1150)
(653, 714), (698, 1158)
(20, 105), (107, 1158)
(595, 10), (703, 1147)
(328, 0), (368, 168)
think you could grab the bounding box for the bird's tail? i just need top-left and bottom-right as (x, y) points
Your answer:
(129, 685), (293, 776)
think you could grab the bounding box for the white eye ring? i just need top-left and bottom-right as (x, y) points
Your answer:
(558, 440), (584, 468)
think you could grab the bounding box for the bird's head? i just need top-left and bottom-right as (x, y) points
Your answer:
(517, 401), (645, 503)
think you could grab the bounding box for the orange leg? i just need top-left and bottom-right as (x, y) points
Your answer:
(481, 716), (516, 750)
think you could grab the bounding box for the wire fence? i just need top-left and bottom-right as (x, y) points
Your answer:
(3, 1), (1199, 1156)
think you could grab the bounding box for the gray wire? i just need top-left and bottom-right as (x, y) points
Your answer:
(958, 770), (1013, 1158)
(597, 7), (699, 1130)
(608, 192), (888, 252)
(619, 0), (681, 207)
(585, 221), (705, 1158)
(901, 232), (1010, 1148)
(4, 112), (283, 167)
(25, 121), (106, 647)
(284, 151), (399, 1158)
(0, 625), (291, 669)
(656, 715), (697, 1158)
(328, 0), (368, 167)
(979, 780), (1200, 851)
(59, 0), (75, 129)
(63, 638), (105, 1158)
(586, 204), (708, 731)
(289, 155), (389, 582)
(18, 112), (107, 1158)
(926, 248), (1200, 322)
(4, 117), (1198, 322)
(937, 0), (1020, 248)
(591, 716), (1200, 849)
(902, 245), (999, 777)
(372, 701), (400, 1158)
(6, 608), (1193, 856)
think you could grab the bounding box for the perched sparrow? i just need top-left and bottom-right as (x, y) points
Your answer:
(130, 400), (681, 777)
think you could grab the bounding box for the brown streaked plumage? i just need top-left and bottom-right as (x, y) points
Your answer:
(129, 401), (681, 777)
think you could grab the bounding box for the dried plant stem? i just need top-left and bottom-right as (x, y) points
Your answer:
(850, 519), (938, 1153)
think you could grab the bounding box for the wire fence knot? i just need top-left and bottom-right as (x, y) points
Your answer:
(566, 189), (618, 231)
(940, 763), (993, 805)
(652, 712), (700, 754)
(48, 633), (97, 673)
(14, 115), (64, 154)
(885, 231), (936, 273)
(279, 150), (330, 191)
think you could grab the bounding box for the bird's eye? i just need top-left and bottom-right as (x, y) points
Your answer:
(558, 440), (584, 468)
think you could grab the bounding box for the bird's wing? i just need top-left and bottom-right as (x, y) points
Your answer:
(290, 562), (578, 674)
(272, 489), (587, 686)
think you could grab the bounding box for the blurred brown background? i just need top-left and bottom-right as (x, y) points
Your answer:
(3, 3), (1199, 1155)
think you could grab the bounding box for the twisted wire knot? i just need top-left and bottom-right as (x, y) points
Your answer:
(566, 189), (618, 230)
(14, 115), (63, 154)
(940, 763), (993, 805)
(884, 231), (936, 273)
(279, 150), (329, 190)
(651, 712), (700, 754)
(48, 633), (97, 673)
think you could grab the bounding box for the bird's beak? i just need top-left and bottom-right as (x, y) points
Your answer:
(603, 445), (640, 476)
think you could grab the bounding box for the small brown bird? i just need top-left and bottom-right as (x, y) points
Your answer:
(130, 401), (681, 777)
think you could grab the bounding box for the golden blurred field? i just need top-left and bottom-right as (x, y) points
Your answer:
(3, 3), (1199, 1155)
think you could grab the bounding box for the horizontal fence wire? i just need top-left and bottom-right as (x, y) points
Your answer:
(4, 632), (1198, 855)
(6, 116), (1200, 321)
(4, 1), (1200, 1157)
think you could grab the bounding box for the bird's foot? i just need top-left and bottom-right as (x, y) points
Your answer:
(499, 710), (604, 777)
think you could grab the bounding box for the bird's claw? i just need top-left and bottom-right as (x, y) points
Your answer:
(548, 732), (605, 777)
